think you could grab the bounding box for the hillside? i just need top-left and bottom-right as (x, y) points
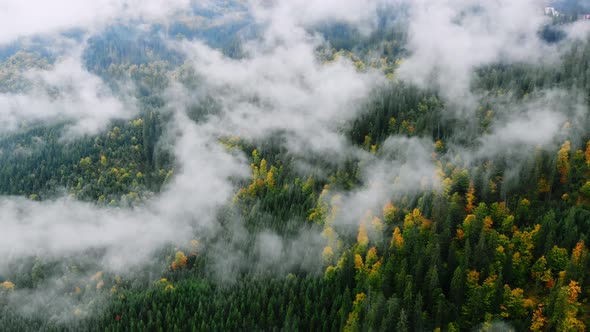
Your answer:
(1, 1), (590, 331)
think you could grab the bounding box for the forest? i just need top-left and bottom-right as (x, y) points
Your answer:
(2, 1), (590, 331)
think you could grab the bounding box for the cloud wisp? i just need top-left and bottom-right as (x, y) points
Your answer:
(0, 54), (138, 136)
(0, 0), (192, 45)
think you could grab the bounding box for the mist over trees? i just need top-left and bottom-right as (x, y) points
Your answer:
(1, 0), (590, 331)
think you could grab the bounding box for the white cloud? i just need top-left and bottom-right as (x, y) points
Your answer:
(0, 0), (191, 45)
(0, 55), (137, 136)
(397, 0), (555, 104)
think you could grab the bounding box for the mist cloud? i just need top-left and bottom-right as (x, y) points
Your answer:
(0, 0), (191, 45)
(397, 0), (589, 106)
(0, 55), (137, 136)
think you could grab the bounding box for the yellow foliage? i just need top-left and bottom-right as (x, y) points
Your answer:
(79, 157), (92, 169)
(365, 247), (378, 266)
(266, 168), (275, 188)
(363, 135), (372, 148)
(537, 177), (551, 194)
(324, 265), (336, 279)
(435, 140), (444, 152)
(466, 270), (480, 288)
(353, 292), (366, 305)
(322, 226), (336, 244)
(250, 163), (259, 178)
(404, 208), (425, 229)
(252, 149), (260, 164)
(1, 281), (15, 289)
(434, 168), (446, 181)
(382, 201), (397, 223)
(322, 246), (334, 263)
(412, 208), (422, 220)
(302, 176), (315, 193)
(557, 140), (571, 184)
(344, 292), (366, 332)
(354, 60), (366, 71)
(96, 280), (104, 290)
(371, 217), (384, 232)
(370, 259), (382, 275)
(132, 118), (143, 127)
(572, 241), (584, 265)
(463, 214), (476, 227)
(354, 254), (364, 270)
(567, 280), (582, 304)
(489, 179), (497, 194)
(483, 216), (493, 231)
(561, 317), (585, 331)
(357, 223), (369, 247)
(512, 252), (522, 265)
(337, 255), (347, 270)
(91, 271), (103, 281)
(171, 251), (188, 270)
(388, 117), (397, 130)
(390, 227), (404, 249)
(259, 159), (268, 177)
(530, 305), (547, 332)
(455, 229), (465, 240)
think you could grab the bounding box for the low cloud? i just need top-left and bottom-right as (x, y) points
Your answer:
(331, 136), (439, 228)
(0, 54), (137, 136)
(396, 0), (588, 107)
(0, 0), (191, 45)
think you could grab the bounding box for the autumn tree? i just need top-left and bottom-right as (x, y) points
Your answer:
(557, 140), (571, 185)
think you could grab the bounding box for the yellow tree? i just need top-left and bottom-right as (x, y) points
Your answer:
(357, 223), (369, 247)
(530, 304), (548, 332)
(558, 280), (585, 331)
(322, 246), (334, 264)
(571, 241), (585, 266)
(390, 226), (404, 249)
(382, 201), (398, 224)
(171, 251), (188, 270)
(1, 281), (15, 290)
(531, 256), (552, 284)
(344, 293), (366, 332)
(557, 141), (571, 184)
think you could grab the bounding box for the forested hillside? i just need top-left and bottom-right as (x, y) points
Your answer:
(1, 1), (590, 331)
